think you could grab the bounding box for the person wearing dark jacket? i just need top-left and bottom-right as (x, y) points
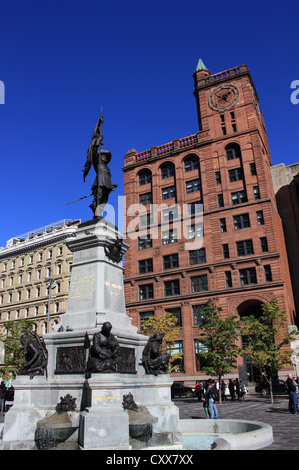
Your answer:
(204, 379), (218, 419)
(286, 374), (298, 414)
(0, 381), (6, 414)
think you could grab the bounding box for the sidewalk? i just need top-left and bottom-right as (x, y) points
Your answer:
(175, 392), (299, 450)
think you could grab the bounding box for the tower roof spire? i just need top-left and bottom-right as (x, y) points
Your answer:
(195, 58), (208, 72)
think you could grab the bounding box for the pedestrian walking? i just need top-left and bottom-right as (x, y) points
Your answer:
(239, 380), (247, 400)
(0, 381), (7, 414)
(235, 378), (240, 400)
(195, 381), (202, 401)
(229, 379), (235, 400)
(204, 379), (218, 419)
(286, 373), (298, 414)
(221, 380), (227, 401)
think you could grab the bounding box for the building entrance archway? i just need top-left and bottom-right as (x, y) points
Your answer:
(238, 299), (264, 385)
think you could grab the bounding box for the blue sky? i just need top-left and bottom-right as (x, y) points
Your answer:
(0, 0), (298, 247)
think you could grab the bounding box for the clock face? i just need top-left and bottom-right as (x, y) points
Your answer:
(208, 83), (240, 111)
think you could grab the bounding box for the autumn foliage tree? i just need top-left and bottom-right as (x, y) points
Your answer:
(197, 300), (241, 403)
(241, 298), (298, 404)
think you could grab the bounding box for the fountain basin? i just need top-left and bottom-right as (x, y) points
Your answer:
(144, 418), (273, 450)
(180, 419), (273, 450)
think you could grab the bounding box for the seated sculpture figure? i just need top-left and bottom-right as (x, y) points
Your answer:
(19, 331), (48, 379)
(86, 322), (120, 377)
(142, 332), (170, 376)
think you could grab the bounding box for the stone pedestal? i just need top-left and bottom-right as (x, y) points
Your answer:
(1, 218), (180, 450)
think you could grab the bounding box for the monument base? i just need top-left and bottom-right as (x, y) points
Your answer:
(1, 218), (180, 450)
(1, 373), (180, 450)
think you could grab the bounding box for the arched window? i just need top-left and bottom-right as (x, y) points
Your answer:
(138, 169), (152, 186)
(160, 162), (175, 179)
(238, 300), (263, 319)
(184, 155), (199, 172)
(225, 143), (241, 161)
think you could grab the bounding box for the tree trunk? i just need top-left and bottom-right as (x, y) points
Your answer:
(269, 376), (274, 404)
(218, 375), (222, 404)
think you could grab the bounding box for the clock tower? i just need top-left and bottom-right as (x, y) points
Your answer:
(193, 59), (268, 151)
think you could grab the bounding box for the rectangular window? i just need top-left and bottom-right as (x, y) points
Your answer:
(250, 162), (257, 176)
(167, 307), (182, 327)
(256, 210), (265, 225)
(138, 259), (153, 274)
(260, 237), (268, 252)
(139, 284), (154, 300)
(218, 194), (224, 208)
(215, 171), (221, 184)
(189, 248), (206, 265)
(194, 339), (208, 371)
(222, 243), (230, 259)
(139, 212), (153, 227)
(138, 235), (152, 250)
(167, 341), (184, 372)
(220, 218), (227, 232)
(191, 275), (208, 293)
(253, 186), (261, 200)
(193, 304), (206, 326)
(139, 172), (152, 185)
(236, 239), (254, 256)
(184, 157), (199, 172)
(163, 206), (178, 221)
(162, 229), (177, 245)
(239, 267), (257, 286)
(161, 165), (175, 179)
(139, 311), (154, 329)
(225, 271), (233, 288)
(187, 223), (203, 239)
(164, 280), (180, 296)
(229, 168), (243, 182)
(162, 186), (176, 200)
(231, 190), (248, 205)
(187, 201), (202, 215)
(163, 254), (179, 270)
(186, 179), (201, 193)
(233, 213), (250, 230)
(264, 265), (273, 282)
(139, 192), (152, 205)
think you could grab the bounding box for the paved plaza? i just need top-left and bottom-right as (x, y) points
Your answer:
(175, 388), (299, 450)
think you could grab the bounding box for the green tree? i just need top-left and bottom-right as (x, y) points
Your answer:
(0, 320), (36, 381)
(197, 300), (241, 403)
(141, 312), (183, 372)
(241, 298), (298, 404)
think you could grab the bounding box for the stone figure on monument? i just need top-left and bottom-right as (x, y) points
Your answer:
(82, 109), (118, 218)
(141, 332), (170, 376)
(19, 332), (48, 379)
(85, 322), (120, 376)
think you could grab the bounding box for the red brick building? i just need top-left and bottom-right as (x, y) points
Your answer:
(122, 60), (296, 386)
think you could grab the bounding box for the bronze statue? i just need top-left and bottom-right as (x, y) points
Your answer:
(85, 322), (120, 376)
(19, 331), (48, 379)
(83, 109), (117, 218)
(141, 333), (170, 376)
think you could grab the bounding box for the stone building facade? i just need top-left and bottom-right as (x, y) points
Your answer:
(0, 219), (80, 337)
(122, 60), (296, 385)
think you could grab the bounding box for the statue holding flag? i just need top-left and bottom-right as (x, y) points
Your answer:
(83, 109), (118, 218)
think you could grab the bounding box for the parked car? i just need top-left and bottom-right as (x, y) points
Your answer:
(255, 380), (288, 396)
(171, 383), (196, 398)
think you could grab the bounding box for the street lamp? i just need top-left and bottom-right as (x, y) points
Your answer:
(45, 258), (56, 333)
